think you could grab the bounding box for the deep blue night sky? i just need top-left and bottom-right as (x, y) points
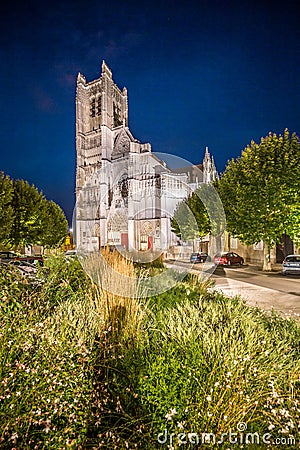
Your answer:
(1, 0), (299, 223)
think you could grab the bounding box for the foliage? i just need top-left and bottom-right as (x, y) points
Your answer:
(0, 174), (68, 248)
(0, 256), (97, 449)
(171, 184), (226, 253)
(216, 129), (300, 251)
(1, 254), (300, 449)
(137, 295), (300, 447)
(39, 201), (69, 248)
(0, 172), (14, 244)
(171, 188), (211, 241)
(9, 179), (46, 248)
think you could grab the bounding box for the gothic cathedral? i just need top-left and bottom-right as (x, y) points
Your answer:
(75, 61), (217, 253)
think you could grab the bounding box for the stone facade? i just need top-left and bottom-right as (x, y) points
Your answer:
(75, 61), (218, 253)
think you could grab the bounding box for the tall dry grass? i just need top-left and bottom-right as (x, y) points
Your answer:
(81, 247), (146, 343)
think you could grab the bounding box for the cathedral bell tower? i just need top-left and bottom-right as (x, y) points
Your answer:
(75, 61), (128, 196)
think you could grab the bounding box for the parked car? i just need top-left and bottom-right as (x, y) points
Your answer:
(15, 255), (44, 266)
(282, 254), (300, 275)
(0, 251), (18, 262)
(8, 260), (38, 274)
(0, 251), (44, 266)
(65, 249), (77, 258)
(190, 252), (211, 263)
(2, 262), (41, 284)
(214, 252), (244, 266)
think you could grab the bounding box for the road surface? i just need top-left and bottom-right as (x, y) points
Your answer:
(166, 260), (300, 319)
(211, 265), (300, 319)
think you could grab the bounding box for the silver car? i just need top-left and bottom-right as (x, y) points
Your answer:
(282, 254), (300, 275)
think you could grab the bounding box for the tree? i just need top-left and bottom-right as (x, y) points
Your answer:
(171, 196), (203, 242)
(0, 174), (68, 250)
(171, 192), (211, 243)
(216, 129), (300, 270)
(0, 172), (14, 245)
(40, 200), (68, 248)
(9, 179), (46, 248)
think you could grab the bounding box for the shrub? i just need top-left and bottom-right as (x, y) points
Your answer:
(1, 253), (299, 449)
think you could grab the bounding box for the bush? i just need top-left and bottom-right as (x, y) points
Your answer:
(0, 256), (97, 449)
(1, 253), (299, 449)
(137, 294), (300, 448)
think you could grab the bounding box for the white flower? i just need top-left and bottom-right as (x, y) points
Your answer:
(10, 433), (18, 442)
(206, 395), (212, 402)
(165, 408), (177, 420)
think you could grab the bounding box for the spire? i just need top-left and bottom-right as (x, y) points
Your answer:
(203, 146), (212, 184)
(77, 72), (86, 85)
(101, 60), (112, 78)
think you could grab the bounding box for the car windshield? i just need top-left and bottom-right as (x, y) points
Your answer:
(286, 256), (300, 262)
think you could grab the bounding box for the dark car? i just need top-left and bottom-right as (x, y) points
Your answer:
(214, 252), (244, 266)
(8, 260), (38, 274)
(282, 254), (300, 275)
(190, 252), (211, 263)
(15, 255), (44, 266)
(0, 251), (18, 263)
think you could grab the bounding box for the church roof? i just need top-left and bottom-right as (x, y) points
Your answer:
(171, 164), (204, 183)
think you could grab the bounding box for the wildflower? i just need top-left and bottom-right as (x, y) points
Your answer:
(10, 433), (18, 442)
(165, 408), (177, 420)
(206, 395), (212, 402)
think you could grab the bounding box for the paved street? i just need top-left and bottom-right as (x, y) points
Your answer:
(210, 265), (300, 319)
(166, 260), (300, 319)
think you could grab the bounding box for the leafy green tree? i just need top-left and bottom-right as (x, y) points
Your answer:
(216, 129), (300, 270)
(0, 172), (14, 245)
(40, 200), (68, 248)
(171, 188), (211, 242)
(171, 198), (200, 242)
(9, 179), (46, 248)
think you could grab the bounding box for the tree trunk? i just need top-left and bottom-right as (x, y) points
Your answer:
(262, 242), (272, 271)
